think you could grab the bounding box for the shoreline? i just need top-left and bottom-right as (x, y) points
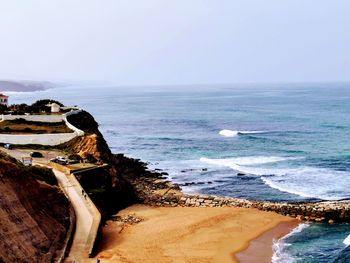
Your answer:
(94, 205), (298, 263)
(235, 220), (299, 263)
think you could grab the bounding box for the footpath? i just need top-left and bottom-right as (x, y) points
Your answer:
(53, 169), (101, 263)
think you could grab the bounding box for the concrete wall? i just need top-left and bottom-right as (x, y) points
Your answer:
(0, 110), (85, 146)
(69, 172), (101, 257)
(64, 110), (85, 136)
(1, 114), (63, 123)
(0, 133), (78, 146)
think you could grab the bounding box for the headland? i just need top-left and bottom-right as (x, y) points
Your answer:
(0, 80), (54, 92)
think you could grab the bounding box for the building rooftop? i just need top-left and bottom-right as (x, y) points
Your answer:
(0, 94), (9, 98)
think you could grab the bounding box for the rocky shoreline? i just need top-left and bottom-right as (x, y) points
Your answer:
(117, 154), (350, 224)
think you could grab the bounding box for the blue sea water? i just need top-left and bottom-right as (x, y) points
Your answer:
(8, 83), (350, 262)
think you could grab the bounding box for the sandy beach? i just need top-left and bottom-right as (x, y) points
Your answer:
(94, 205), (299, 263)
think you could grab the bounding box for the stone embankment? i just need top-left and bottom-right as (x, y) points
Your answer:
(146, 192), (350, 223)
(131, 174), (350, 224)
(122, 157), (350, 224)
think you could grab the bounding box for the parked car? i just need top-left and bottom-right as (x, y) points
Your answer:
(51, 156), (69, 165)
(4, 144), (13, 150)
(30, 151), (43, 158)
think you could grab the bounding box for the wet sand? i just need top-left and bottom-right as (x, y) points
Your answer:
(235, 220), (299, 263)
(94, 205), (298, 263)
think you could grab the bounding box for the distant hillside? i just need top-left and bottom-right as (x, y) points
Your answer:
(0, 151), (71, 262)
(0, 80), (55, 92)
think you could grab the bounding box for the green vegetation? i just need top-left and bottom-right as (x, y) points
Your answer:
(0, 104), (7, 114)
(2, 99), (64, 115)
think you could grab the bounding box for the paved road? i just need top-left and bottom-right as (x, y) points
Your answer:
(53, 169), (94, 263)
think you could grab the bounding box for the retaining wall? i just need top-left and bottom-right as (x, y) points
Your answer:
(57, 206), (76, 263)
(0, 133), (78, 146)
(63, 110), (84, 136)
(69, 172), (101, 257)
(0, 111), (85, 145)
(1, 114), (63, 122)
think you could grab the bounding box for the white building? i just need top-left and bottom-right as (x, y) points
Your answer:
(0, 94), (8, 106)
(47, 102), (61, 113)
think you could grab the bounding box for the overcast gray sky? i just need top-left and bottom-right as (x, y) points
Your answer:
(0, 1), (349, 85)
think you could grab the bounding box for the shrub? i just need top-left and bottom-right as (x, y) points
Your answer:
(68, 154), (83, 162)
(24, 127), (33, 133)
(83, 153), (97, 163)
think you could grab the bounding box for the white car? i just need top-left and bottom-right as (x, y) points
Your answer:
(52, 156), (69, 165)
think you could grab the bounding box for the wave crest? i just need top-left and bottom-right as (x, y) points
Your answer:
(219, 129), (265, 137)
(200, 156), (295, 171)
(344, 234), (350, 246)
(272, 224), (309, 263)
(219, 129), (239, 137)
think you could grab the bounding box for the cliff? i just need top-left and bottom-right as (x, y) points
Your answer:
(0, 152), (71, 263)
(65, 111), (137, 214)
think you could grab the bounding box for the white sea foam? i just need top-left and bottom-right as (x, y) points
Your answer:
(272, 224), (309, 263)
(343, 234), (350, 246)
(261, 167), (350, 200)
(262, 177), (316, 199)
(200, 156), (350, 200)
(200, 156), (294, 170)
(218, 129), (265, 137)
(219, 129), (239, 137)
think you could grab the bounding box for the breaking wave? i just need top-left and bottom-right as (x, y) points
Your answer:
(344, 234), (350, 246)
(219, 129), (266, 137)
(200, 156), (297, 171)
(199, 156), (350, 200)
(272, 224), (309, 263)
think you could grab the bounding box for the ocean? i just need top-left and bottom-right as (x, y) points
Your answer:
(9, 83), (350, 262)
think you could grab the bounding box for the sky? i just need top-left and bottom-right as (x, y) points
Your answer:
(0, 0), (349, 85)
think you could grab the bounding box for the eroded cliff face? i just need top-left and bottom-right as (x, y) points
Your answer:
(64, 111), (179, 214)
(0, 153), (71, 263)
(65, 111), (136, 214)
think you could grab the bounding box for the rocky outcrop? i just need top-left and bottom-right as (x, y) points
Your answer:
(0, 152), (71, 262)
(64, 111), (136, 215)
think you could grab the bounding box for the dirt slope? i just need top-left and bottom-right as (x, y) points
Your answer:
(0, 153), (71, 263)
